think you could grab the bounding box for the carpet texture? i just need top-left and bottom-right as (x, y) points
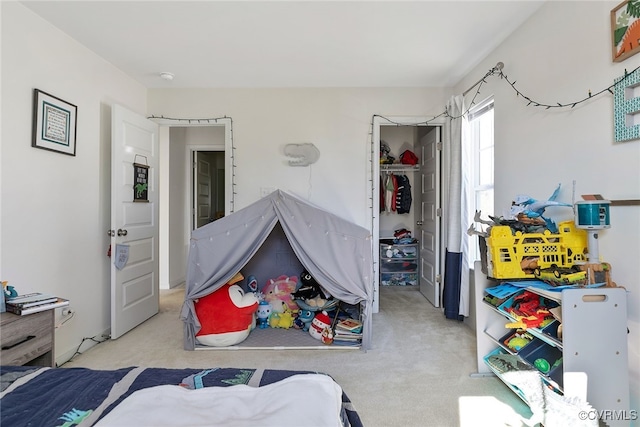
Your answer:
(62, 286), (532, 426)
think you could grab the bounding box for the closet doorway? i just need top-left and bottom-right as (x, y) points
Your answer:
(372, 116), (445, 312)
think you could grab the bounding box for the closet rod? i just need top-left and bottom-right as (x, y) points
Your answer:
(462, 61), (504, 96)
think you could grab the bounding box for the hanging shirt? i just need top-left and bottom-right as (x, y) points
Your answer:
(395, 175), (412, 214)
(385, 174), (398, 213)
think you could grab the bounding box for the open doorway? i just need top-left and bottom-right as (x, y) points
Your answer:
(193, 150), (226, 229)
(371, 116), (446, 312)
(156, 118), (233, 290)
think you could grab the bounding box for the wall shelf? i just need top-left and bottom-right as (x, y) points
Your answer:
(379, 164), (419, 173)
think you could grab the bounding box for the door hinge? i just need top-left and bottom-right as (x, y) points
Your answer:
(436, 274), (442, 283)
(436, 208), (442, 217)
(436, 142), (442, 151)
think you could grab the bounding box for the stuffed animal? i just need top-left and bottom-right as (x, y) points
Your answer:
(293, 309), (314, 331)
(309, 310), (331, 340)
(269, 310), (295, 329)
(194, 281), (259, 347)
(256, 300), (271, 329)
(247, 275), (258, 293)
(292, 270), (323, 300)
(262, 275), (298, 313)
(304, 294), (328, 308)
(321, 327), (334, 345)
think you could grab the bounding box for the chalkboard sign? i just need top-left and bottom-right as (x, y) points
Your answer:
(133, 162), (149, 202)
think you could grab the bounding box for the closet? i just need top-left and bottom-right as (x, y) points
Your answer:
(373, 120), (443, 310)
(379, 126), (420, 286)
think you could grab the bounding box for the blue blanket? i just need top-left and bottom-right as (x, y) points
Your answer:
(0, 366), (363, 427)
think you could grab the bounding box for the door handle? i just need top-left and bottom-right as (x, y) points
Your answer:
(107, 229), (115, 237)
(416, 221), (423, 226)
(117, 229), (128, 236)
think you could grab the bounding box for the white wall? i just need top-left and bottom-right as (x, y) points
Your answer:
(148, 88), (450, 229)
(454, 0), (640, 411)
(168, 127), (188, 288)
(0, 3), (147, 363)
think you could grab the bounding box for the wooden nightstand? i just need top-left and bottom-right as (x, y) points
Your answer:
(0, 309), (55, 367)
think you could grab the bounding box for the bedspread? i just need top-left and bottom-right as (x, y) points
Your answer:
(0, 366), (363, 427)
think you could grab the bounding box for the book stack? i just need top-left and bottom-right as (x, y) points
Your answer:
(5, 293), (69, 315)
(333, 318), (363, 345)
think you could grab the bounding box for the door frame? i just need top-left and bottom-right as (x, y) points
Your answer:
(153, 117), (234, 290)
(371, 115), (446, 313)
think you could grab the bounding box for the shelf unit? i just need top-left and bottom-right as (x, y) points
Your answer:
(379, 239), (419, 286)
(473, 261), (630, 426)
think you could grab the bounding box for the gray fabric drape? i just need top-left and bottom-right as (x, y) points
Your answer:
(181, 190), (374, 350)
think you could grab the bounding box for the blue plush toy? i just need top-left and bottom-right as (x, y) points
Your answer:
(293, 309), (314, 331)
(256, 300), (271, 329)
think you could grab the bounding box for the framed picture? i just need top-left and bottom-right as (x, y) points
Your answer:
(612, 0), (640, 62)
(32, 89), (77, 156)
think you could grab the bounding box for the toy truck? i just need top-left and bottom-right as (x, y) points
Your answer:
(486, 220), (588, 279)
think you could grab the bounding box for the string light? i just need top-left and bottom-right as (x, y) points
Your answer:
(147, 115), (236, 213)
(375, 62), (640, 126)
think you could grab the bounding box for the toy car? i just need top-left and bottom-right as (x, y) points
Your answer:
(533, 266), (587, 286)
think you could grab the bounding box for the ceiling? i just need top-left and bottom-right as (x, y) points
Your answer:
(22, 1), (545, 89)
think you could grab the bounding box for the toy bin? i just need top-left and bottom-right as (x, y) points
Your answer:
(499, 329), (536, 354)
(521, 343), (564, 390)
(483, 347), (529, 404)
(483, 283), (521, 308)
(513, 336), (546, 360)
(540, 320), (562, 343)
(497, 290), (559, 329)
(486, 220), (588, 279)
(380, 272), (417, 286)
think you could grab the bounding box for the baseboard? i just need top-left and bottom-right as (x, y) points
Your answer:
(169, 278), (185, 289)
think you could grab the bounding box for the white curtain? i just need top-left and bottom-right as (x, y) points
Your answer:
(443, 95), (471, 319)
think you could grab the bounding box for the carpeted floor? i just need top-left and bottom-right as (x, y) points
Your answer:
(62, 285), (532, 426)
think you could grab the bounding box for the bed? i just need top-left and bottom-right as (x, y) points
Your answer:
(0, 365), (363, 427)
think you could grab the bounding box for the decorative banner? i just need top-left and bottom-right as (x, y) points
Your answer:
(133, 162), (149, 202)
(613, 68), (640, 142)
(114, 244), (130, 270)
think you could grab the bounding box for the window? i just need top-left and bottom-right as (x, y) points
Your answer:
(468, 98), (494, 263)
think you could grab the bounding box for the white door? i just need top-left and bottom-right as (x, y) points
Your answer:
(418, 127), (441, 307)
(110, 105), (159, 339)
(194, 152), (213, 229)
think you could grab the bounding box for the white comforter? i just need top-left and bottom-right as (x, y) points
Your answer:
(95, 373), (344, 427)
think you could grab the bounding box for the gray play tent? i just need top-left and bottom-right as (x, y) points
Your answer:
(181, 190), (374, 350)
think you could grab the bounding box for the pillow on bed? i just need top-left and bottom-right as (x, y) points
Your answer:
(95, 374), (344, 427)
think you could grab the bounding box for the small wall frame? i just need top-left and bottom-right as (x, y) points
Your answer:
(32, 89), (77, 156)
(133, 156), (149, 202)
(611, 0), (640, 62)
